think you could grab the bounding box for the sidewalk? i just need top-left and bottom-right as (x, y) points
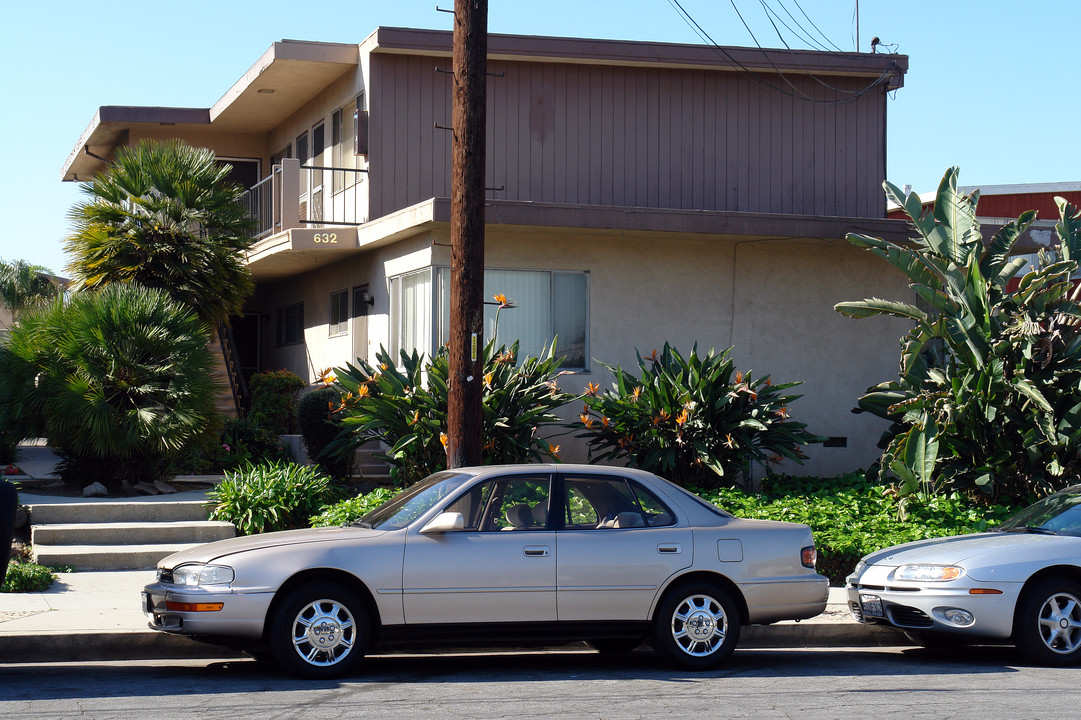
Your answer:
(0, 573), (905, 663)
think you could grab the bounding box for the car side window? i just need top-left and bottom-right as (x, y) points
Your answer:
(442, 481), (496, 531)
(629, 482), (676, 527)
(445, 476), (551, 532)
(562, 476), (676, 530)
(566, 485), (599, 527)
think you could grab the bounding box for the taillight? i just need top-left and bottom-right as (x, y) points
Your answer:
(801, 546), (817, 569)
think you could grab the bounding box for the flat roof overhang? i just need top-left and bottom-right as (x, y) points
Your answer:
(366, 27), (907, 90)
(61, 40), (358, 181)
(245, 198), (919, 281)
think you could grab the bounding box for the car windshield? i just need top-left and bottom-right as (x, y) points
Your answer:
(996, 487), (1081, 537)
(355, 471), (472, 530)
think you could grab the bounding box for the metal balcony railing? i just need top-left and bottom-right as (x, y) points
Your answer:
(241, 158), (368, 239)
(240, 168), (279, 238)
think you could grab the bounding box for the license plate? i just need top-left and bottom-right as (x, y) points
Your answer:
(860, 593), (884, 618)
(142, 591), (152, 615)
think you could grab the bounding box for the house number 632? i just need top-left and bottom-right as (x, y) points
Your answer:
(313, 233), (338, 244)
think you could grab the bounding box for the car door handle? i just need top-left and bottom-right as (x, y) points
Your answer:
(523, 546), (550, 557)
(658, 544), (682, 554)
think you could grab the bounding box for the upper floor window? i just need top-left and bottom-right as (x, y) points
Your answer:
(332, 93), (365, 193)
(271, 144), (291, 168)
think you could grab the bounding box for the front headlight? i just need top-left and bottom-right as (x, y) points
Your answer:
(171, 564), (235, 587)
(894, 564), (965, 582)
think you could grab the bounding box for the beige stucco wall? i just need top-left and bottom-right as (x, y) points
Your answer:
(267, 67), (368, 167)
(125, 127), (270, 170)
(246, 233), (433, 382)
(253, 226), (912, 478)
(482, 229), (911, 476)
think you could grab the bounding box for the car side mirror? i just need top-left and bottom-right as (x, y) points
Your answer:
(420, 512), (465, 534)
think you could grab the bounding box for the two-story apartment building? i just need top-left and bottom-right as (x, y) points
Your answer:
(63, 27), (915, 475)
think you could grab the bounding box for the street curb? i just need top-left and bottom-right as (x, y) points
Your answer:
(0, 624), (906, 663)
(0, 630), (244, 663)
(741, 623), (907, 648)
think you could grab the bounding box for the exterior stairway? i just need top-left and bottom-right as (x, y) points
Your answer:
(354, 441), (393, 486)
(28, 500), (236, 571)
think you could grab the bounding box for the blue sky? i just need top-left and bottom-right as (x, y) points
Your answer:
(2, 0), (1077, 273)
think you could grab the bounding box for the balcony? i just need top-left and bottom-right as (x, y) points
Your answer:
(240, 157), (367, 239)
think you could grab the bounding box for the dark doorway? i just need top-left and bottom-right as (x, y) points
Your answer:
(231, 312), (262, 388)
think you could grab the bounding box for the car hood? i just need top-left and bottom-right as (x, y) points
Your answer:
(864, 531), (1068, 567)
(160, 526), (388, 568)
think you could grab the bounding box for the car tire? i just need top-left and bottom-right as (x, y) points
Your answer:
(651, 581), (741, 670)
(1014, 576), (1081, 666)
(586, 637), (644, 654)
(269, 581), (369, 678)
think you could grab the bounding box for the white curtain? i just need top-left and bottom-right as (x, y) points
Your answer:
(392, 269), (432, 358)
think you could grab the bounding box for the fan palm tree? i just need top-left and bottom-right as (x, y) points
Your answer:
(0, 284), (219, 486)
(65, 139), (256, 328)
(0, 258), (60, 328)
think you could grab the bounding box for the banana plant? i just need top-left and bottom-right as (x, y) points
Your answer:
(325, 338), (575, 486)
(575, 343), (823, 489)
(837, 168), (1081, 501)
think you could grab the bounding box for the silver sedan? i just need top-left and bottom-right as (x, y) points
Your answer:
(143, 464), (827, 677)
(847, 485), (1081, 665)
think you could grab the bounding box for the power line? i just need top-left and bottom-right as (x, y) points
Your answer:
(788, 0), (845, 53)
(664, 0), (898, 104)
(754, 0), (881, 95)
(761, 0), (832, 52)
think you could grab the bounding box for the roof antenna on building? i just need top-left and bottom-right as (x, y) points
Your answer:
(870, 36), (881, 53)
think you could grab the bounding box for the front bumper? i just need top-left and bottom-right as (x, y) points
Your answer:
(846, 574), (1021, 639)
(142, 581), (273, 640)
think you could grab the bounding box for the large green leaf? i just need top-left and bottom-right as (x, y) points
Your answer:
(834, 298), (929, 322)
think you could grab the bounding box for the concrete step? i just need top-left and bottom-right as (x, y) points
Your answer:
(32, 521), (235, 546)
(33, 543), (201, 571)
(28, 501), (210, 525)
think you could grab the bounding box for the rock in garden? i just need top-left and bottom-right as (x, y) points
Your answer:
(153, 480), (177, 494)
(133, 482), (160, 495)
(83, 482), (108, 497)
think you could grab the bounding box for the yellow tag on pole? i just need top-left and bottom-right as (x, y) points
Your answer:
(471, 333), (478, 362)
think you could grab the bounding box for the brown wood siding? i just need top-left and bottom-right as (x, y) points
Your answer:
(368, 53), (889, 220)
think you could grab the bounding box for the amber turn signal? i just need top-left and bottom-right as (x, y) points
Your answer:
(968, 588), (1003, 595)
(165, 601), (225, 612)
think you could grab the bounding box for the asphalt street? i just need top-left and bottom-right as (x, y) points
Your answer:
(2, 645), (1076, 720)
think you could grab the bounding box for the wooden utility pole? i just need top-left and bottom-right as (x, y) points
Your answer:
(446, 0), (488, 469)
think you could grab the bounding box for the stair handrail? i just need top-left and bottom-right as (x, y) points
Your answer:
(217, 321), (249, 417)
